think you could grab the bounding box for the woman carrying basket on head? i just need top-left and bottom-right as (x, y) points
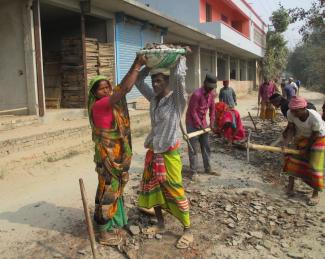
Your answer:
(87, 55), (146, 245)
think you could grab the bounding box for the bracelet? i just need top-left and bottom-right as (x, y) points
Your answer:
(132, 68), (141, 72)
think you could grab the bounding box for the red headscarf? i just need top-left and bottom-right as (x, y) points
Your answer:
(289, 96), (307, 110)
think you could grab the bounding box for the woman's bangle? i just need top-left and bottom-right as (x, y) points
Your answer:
(132, 68), (141, 72)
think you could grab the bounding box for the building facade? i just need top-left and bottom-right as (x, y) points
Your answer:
(0, 0), (266, 116)
(138, 0), (266, 92)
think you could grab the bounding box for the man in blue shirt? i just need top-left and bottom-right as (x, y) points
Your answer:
(219, 80), (237, 107)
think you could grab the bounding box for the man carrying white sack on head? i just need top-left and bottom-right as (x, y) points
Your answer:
(134, 47), (193, 249)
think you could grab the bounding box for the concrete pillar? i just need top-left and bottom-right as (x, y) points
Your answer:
(225, 55), (230, 80)
(194, 45), (201, 88)
(214, 51), (218, 78)
(236, 59), (240, 81)
(23, 0), (38, 115)
(244, 60), (249, 81)
(254, 60), (259, 89)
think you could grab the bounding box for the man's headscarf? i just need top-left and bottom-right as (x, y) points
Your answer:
(289, 96), (307, 110)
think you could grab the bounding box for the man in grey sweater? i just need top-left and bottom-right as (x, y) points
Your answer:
(219, 80), (237, 107)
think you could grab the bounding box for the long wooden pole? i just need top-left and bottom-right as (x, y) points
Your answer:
(79, 178), (97, 259)
(187, 127), (212, 139)
(247, 143), (300, 155)
(32, 0), (45, 116)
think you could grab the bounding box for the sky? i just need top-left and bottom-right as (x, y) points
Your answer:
(248, 0), (314, 49)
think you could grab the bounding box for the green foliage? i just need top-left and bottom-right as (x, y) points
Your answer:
(262, 6), (289, 80)
(286, 0), (325, 92)
(271, 6), (290, 33)
(288, 0), (324, 41)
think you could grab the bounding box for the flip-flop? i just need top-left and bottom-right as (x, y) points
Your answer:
(98, 231), (123, 246)
(307, 197), (319, 206)
(176, 233), (193, 249)
(142, 226), (163, 235)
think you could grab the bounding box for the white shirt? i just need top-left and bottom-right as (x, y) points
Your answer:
(287, 109), (325, 138)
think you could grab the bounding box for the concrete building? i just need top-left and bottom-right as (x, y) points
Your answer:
(0, 0), (266, 117)
(138, 0), (266, 93)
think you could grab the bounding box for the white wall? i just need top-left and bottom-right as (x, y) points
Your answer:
(0, 0), (32, 113)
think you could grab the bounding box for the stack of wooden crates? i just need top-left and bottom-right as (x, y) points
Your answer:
(60, 37), (115, 108)
(98, 43), (115, 84)
(44, 51), (62, 109)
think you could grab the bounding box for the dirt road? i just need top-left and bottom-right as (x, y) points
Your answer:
(0, 88), (324, 259)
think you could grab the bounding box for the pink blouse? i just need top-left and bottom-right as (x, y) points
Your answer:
(92, 96), (114, 129)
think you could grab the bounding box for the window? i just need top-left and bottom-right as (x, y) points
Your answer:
(221, 14), (228, 23)
(206, 3), (212, 22)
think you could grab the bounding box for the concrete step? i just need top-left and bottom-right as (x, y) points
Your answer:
(0, 115), (40, 131)
(0, 110), (151, 160)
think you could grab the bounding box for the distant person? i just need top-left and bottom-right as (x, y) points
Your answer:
(269, 93), (316, 117)
(272, 78), (281, 94)
(280, 78), (286, 97)
(219, 80), (237, 107)
(258, 77), (276, 121)
(296, 79), (301, 95)
(284, 78), (297, 101)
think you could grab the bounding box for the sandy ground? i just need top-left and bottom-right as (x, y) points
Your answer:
(0, 88), (324, 259)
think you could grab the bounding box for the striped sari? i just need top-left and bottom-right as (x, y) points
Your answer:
(284, 136), (325, 191)
(88, 76), (132, 232)
(138, 142), (190, 228)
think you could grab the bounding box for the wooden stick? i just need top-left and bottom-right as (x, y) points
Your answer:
(248, 112), (258, 132)
(79, 178), (97, 259)
(247, 143), (300, 155)
(187, 127), (212, 139)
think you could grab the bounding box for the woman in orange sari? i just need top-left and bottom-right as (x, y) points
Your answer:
(87, 55), (146, 245)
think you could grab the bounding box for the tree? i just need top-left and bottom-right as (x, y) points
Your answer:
(286, 0), (325, 92)
(262, 6), (289, 80)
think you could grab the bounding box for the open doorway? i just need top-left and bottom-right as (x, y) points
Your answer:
(40, 3), (115, 109)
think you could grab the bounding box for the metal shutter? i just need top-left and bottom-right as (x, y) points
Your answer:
(115, 21), (161, 101)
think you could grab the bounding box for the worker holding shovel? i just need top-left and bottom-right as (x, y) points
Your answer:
(283, 96), (325, 206)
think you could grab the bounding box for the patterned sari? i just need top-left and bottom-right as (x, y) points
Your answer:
(138, 142), (190, 228)
(284, 136), (325, 191)
(88, 76), (132, 232)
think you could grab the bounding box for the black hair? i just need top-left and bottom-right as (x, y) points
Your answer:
(269, 93), (282, 101)
(151, 73), (169, 83)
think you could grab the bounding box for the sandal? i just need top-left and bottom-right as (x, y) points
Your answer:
(307, 196), (319, 206)
(176, 233), (193, 249)
(142, 226), (164, 235)
(98, 230), (123, 246)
